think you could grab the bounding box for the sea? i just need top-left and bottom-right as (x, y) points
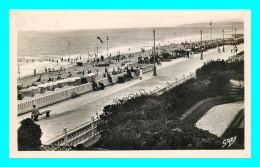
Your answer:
(17, 21), (243, 78)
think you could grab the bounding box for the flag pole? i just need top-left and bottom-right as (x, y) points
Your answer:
(96, 35), (98, 59)
(107, 36), (108, 58)
(200, 30), (203, 60)
(68, 41), (71, 60)
(222, 29), (225, 52)
(210, 20), (212, 41)
(18, 51), (20, 79)
(153, 30), (157, 76)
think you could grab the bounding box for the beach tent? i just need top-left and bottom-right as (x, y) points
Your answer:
(56, 79), (67, 88)
(61, 78), (70, 87)
(74, 77), (81, 85)
(38, 84), (48, 94)
(45, 82), (56, 91)
(28, 86), (40, 96)
(20, 88), (34, 97)
(20, 89), (30, 98)
(68, 78), (76, 86)
(52, 82), (59, 89)
(38, 85), (46, 94)
(85, 73), (96, 82)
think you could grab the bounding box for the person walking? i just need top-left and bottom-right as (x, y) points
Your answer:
(107, 72), (114, 85)
(139, 68), (143, 80)
(135, 67), (139, 78)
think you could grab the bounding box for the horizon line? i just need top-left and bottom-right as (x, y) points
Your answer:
(18, 21), (244, 32)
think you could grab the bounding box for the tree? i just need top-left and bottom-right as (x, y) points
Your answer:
(18, 118), (42, 151)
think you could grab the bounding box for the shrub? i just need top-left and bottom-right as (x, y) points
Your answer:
(18, 118), (42, 151)
(95, 60), (244, 150)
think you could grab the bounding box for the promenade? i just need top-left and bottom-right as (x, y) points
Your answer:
(17, 44), (244, 143)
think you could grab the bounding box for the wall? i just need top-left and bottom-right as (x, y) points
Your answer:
(17, 83), (93, 115)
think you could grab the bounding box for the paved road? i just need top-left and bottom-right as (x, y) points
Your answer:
(18, 44), (244, 143)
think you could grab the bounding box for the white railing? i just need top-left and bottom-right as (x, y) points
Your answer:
(17, 83), (93, 115)
(44, 71), (196, 148)
(156, 72), (196, 94)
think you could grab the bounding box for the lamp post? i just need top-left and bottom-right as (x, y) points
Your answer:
(222, 29), (225, 52)
(68, 41), (71, 60)
(153, 30), (157, 76)
(200, 30), (203, 60)
(18, 52), (20, 79)
(235, 28), (237, 48)
(234, 28), (237, 55)
(63, 127), (68, 146)
(210, 20), (212, 41)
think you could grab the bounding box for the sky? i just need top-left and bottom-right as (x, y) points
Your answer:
(10, 10), (247, 31)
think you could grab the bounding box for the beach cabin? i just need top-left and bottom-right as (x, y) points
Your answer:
(56, 79), (66, 88)
(38, 84), (47, 94)
(45, 82), (55, 91)
(28, 86), (40, 96)
(17, 84), (23, 100)
(85, 73), (96, 82)
(68, 78), (76, 86)
(61, 78), (70, 87)
(20, 88), (33, 97)
(52, 82), (59, 90)
(74, 77), (81, 85)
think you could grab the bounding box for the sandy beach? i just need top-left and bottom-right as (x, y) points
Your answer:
(17, 41), (186, 87)
(17, 36), (239, 89)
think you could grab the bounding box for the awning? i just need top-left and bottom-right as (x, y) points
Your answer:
(68, 78), (76, 82)
(38, 84), (48, 88)
(73, 77), (81, 80)
(85, 73), (96, 77)
(20, 89), (31, 93)
(27, 86), (39, 90)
